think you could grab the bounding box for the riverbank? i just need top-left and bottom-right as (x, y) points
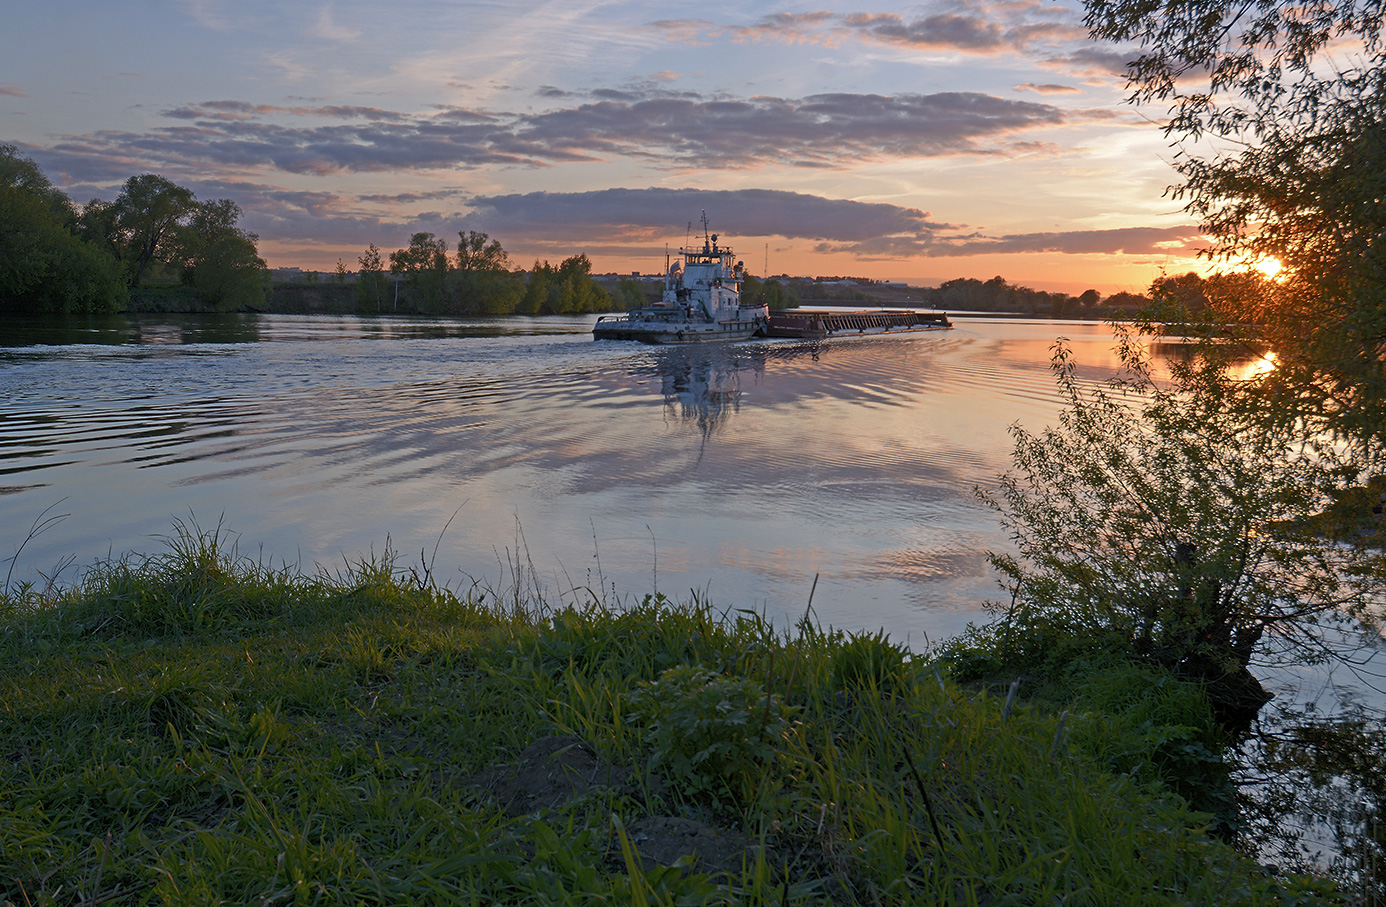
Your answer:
(126, 283), (364, 315)
(0, 528), (1336, 905)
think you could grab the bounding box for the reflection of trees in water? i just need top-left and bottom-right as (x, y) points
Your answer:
(142, 314), (264, 345)
(1148, 339), (1276, 380)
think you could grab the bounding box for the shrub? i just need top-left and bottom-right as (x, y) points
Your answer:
(627, 664), (794, 806)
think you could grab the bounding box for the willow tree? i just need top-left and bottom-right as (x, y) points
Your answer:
(1086, 0), (1386, 444)
(978, 334), (1381, 729)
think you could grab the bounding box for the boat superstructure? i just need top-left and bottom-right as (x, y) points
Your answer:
(593, 214), (769, 344)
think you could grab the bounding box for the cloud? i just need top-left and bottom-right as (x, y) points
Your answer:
(175, 0), (239, 32)
(1015, 82), (1082, 94)
(508, 91), (1068, 168)
(32, 90), (1071, 180)
(1042, 47), (1134, 79)
(0, 85), (27, 97)
(163, 100), (407, 121)
(656, 4), (1091, 57)
(925, 225), (1209, 257)
(313, 6), (362, 42)
(650, 7), (1140, 85)
(464, 188), (958, 245)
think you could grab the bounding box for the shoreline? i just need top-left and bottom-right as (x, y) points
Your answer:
(0, 536), (1337, 905)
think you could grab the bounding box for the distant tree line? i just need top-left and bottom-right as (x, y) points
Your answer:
(777, 274), (1167, 317)
(913, 273), (1282, 319)
(920, 276), (1120, 317)
(352, 231), (619, 316)
(0, 145), (268, 315)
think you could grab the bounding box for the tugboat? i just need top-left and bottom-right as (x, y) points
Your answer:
(593, 214), (769, 343)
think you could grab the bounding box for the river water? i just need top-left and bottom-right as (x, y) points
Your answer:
(1, 313), (1140, 645)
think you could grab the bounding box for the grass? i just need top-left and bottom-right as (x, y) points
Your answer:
(0, 524), (1342, 905)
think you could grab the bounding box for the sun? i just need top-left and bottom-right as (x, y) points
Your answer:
(1252, 257), (1285, 281)
(1213, 255), (1286, 282)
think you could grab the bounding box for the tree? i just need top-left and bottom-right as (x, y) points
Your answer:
(977, 333), (1381, 728)
(0, 183), (127, 314)
(0, 144), (75, 226)
(171, 197), (270, 310)
(357, 244), (388, 309)
(554, 254), (608, 314)
(0, 146), (126, 314)
(1148, 272), (1211, 313)
(614, 276), (649, 310)
(99, 174), (198, 286)
(518, 255), (610, 314)
(742, 274), (801, 311)
(454, 230), (510, 273)
(179, 199), (244, 281)
(389, 233), (449, 310)
(1085, 0), (1386, 445)
(451, 230), (521, 314)
(519, 260), (552, 315)
(1099, 291), (1149, 311)
(192, 233), (269, 311)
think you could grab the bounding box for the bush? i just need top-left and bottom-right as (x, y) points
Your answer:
(627, 663), (794, 806)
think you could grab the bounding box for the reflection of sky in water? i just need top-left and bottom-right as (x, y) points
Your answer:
(1, 314), (1138, 646)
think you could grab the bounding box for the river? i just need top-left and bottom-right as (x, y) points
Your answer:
(1, 313), (1146, 645)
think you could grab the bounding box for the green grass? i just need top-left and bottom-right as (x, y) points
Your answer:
(0, 525), (1340, 905)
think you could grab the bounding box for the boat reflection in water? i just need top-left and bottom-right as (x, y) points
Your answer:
(654, 345), (759, 441)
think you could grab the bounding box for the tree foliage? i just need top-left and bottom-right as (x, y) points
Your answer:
(192, 233), (270, 311)
(742, 274), (801, 311)
(356, 243), (388, 309)
(0, 184), (128, 314)
(94, 174), (198, 287)
(389, 232), (450, 310)
(0, 144), (74, 226)
(978, 332), (1381, 726)
(1086, 0), (1386, 443)
(454, 229), (511, 273)
(520, 255), (612, 315)
(180, 198), (269, 310)
(925, 275), (1085, 315)
(0, 145), (126, 314)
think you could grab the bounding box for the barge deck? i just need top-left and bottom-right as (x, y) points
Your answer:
(765, 309), (951, 339)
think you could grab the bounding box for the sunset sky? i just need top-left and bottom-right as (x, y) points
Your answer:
(2, 0), (1211, 293)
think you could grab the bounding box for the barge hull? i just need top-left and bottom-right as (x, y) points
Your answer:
(765, 310), (951, 339)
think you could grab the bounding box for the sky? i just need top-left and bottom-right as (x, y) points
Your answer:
(1, 0), (1212, 293)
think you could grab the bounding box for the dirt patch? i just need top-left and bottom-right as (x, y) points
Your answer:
(465, 736), (767, 879)
(624, 816), (759, 877)
(465, 735), (647, 817)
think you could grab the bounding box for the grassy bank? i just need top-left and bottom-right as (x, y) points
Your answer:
(0, 527), (1337, 905)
